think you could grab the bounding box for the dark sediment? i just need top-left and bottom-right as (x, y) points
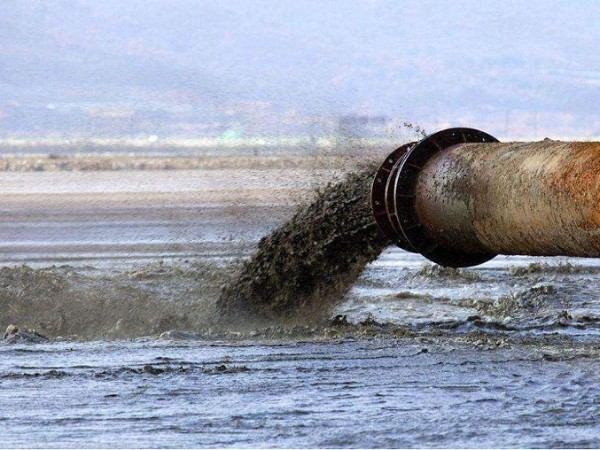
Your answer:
(217, 165), (390, 324)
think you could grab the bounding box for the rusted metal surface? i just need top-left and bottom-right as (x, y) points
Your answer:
(372, 127), (600, 267)
(417, 140), (600, 258)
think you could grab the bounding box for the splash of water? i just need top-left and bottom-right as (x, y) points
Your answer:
(217, 165), (390, 325)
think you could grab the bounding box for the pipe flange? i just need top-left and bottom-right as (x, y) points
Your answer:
(371, 142), (415, 250)
(392, 127), (499, 267)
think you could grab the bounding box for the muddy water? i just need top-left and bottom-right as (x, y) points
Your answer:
(1, 168), (600, 447)
(218, 166), (388, 324)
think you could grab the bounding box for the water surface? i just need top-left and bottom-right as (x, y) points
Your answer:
(1, 168), (599, 447)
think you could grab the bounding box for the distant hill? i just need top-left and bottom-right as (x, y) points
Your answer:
(0, 0), (598, 138)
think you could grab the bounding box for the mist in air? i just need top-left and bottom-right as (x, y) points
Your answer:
(1, 0), (599, 140)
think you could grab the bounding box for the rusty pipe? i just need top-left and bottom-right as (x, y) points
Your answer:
(371, 127), (600, 267)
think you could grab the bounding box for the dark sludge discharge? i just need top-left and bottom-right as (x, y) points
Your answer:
(217, 164), (390, 324)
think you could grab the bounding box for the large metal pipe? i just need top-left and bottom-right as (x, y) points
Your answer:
(371, 127), (600, 267)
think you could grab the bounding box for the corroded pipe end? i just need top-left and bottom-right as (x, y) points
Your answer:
(371, 127), (499, 267)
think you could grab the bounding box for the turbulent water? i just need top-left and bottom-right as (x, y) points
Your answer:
(2, 167), (600, 447)
(218, 166), (388, 324)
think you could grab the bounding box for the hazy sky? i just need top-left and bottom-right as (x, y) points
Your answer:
(1, 0), (599, 137)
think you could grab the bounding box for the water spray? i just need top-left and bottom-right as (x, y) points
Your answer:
(371, 128), (600, 267)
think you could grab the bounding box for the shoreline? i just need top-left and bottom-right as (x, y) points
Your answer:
(0, 146), (388, 172)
